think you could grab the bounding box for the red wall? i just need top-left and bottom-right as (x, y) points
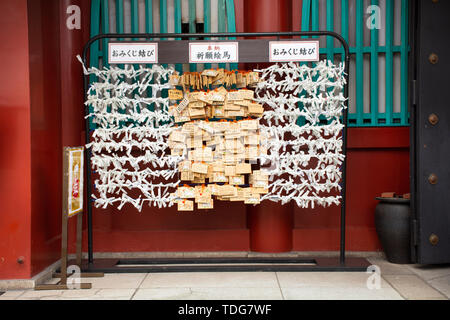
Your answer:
(79, 0), (409, 255)
(0, 0), (410, 280)
(0, 0), (32, 279)
(27, 0), (63, 277)
(293, 128), (410, 251)
(0, 0), (90, 280)
(27, 0), (90, 277)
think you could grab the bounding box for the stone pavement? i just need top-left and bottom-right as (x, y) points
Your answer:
(0, 256), (449, 300)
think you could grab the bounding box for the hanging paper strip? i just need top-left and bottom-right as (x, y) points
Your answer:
(254, 60), (347, 209)
(78, 56), (182, 211)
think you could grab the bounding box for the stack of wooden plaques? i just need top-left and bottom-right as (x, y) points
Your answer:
(169, 69), (260, 91)
(168, 69), (268, 211)
(168, 87), (264, 123)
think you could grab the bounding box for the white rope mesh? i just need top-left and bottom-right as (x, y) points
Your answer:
(254, 60), (347, 208)
(79, 56), (347, 212)
(78, 56), (181, 211)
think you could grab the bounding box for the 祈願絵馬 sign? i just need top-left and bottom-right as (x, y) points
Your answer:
(189, 42), (238, 63)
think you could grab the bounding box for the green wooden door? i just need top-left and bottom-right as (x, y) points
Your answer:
(301, 0), (410, 127)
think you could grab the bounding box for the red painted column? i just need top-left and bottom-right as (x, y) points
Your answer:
(0, 0), (32, 279)
(59, 0), (91, 148)
(245, 0), (294, 252)
(26, 0), (91, 277)
(57, 0), (98, 255)
(244, 0), (293, 33)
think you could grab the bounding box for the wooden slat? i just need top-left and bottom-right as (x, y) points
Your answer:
(326, 0), (334, 62)
(301, 0), (311, 34)
(370, 0), (379, 125)
(131, 0), (139, 34)
(115, 0), (125, 73)
(340, 0), (349, 125)
(298, 0), (311, 126)
(174, 0), (183, 73)
(116, 0), (124, 34)
(115, 0), (126, 124)
(145, 0), (153, 34)
(160, 0), (169, 70)
(400, 0), (409, 125)
(203, 0), (212, 69)
(311, 0), (319, 37)
(145, 0), (154, 108)
(189, 0), (197, 71)
(89, 0), (101, 69)
(89, 0), (101, 130)
(225, 0), (238, 70)
(311, 0), (321, 121)
(225, 0), (236, 34)
(340, 0), (349, 63)
(174, 0), (182, 35)
(385, 0), (394, 125)
(355, 0), (364, 126)
(324, 0), (334, 124)
(160, 0), (167, 37)
(160, 1), (168, 101)
(218, 0), (226, 69)
(131, 0), (140, 110)
(101, 0), (110, 68)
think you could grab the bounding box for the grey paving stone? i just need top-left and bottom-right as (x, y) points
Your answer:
(281, 286), (403, 300)
(427, 274), (450, 299)
(133, 287), (283, 300)
(367, 257), (415, 275)
(0, 290), (26, 300)
(383, 275), (447, 300)
(87, 273), (148, 289)
(277, 272), (392, 289)
(140, 272), (279, 288)
(406, 264), (450, 281)
(133, 288), (193, 300)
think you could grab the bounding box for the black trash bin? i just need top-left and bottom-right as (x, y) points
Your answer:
(374, 197), (412, 264)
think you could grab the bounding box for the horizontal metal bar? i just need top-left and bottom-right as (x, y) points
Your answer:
(87, 31), (347, 40)
(116, 257), (318, 265)
(105, 39), (327, 64)
(83, 31), (350, 62)
(34, 283), (92, 290)
(78, 257), (371, 273)
(86, 265), (369, 272)
(53, 272), (104, 278)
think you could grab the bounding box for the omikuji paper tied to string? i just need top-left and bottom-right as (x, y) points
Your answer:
(254, 61), (347, 209)
(78, 56), (182, 211)
(79, 55), (346, 211)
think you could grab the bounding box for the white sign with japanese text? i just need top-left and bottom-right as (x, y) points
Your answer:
(269, 41), (320, 62)
(108, 42), (158, 64)
(189, 42), (238, 63)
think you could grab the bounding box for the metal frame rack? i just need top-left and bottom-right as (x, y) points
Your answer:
(80, 31), (370, 273)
